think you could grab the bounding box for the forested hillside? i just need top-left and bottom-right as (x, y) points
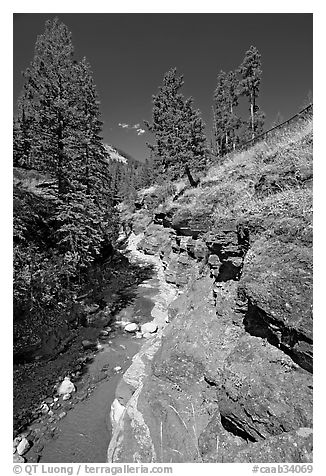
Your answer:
(105, 144), (152, 205)
(13, 18), (118, 357)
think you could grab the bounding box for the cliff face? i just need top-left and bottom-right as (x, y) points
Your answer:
(108, 117), (313, 463)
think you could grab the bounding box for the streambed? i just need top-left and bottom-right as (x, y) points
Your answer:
(28, 233), (176, 463)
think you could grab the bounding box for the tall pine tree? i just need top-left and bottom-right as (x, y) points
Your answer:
(145, 68), (207, 182)
(14, 18), (78, 194)
(213, 70), (241, 156)
(238, 45), (264, 140)
(14, 17), (118, 295)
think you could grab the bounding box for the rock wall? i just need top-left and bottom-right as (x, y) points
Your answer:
(108, 206), (313, 463)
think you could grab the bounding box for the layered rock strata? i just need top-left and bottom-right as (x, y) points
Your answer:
(108, 207), (312, 463)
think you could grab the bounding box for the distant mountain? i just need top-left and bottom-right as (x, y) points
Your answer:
(104, 144), (140, 166)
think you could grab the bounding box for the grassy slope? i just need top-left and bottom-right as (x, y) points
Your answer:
(172, 117), (312, 241)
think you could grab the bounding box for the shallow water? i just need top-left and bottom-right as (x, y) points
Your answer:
(40, 334), (140, 463)
(40, 235), (166, 463)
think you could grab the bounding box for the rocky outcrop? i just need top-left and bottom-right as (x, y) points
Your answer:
(239, 238), (312, 372)
(137, 224), (175, 257)
(131, 210), (153, 236)
(108, 202), (313, 463)
(219, 428), (313, 463)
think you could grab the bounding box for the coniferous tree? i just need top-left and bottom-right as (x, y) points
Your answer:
(213, 70), (241, 156)
(145, 68), (207, 181)
(238, 45), (264, 140)
(14, 18), (77, 194)
(13, 102), (35, 168)
(182, 96), (207, 172)
(225, 70), (242, 149)
(212, 71), (227, 156)
(140, 157), (154, 188)
(13, 17), (118, 329)
(73, 57), (112, 200)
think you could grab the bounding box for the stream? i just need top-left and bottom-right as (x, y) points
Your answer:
(31, 232), (176, 463)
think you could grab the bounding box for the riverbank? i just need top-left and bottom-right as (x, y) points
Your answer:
(13, 241), (152, 424)
(13, 231), (177, 463)
(108, 232), (178, 462)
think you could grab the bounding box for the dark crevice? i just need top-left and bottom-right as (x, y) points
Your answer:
(204, 375), (218, 387)
(207, 226), (250, 284)
(243, 301), (312, 373)
(215, 261), (243, 282)
(220, 415), (258, 443)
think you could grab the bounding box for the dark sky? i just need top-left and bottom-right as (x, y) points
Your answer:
(13, 13), (312, 162)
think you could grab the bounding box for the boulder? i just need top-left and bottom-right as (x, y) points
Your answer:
(17, 437), (30, 456)
(58, 377), (75, 396)
(141, 322), (158, 335)
(124, 323), (139, 333)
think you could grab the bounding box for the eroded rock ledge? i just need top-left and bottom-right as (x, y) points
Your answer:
(108, 206), (312, 463)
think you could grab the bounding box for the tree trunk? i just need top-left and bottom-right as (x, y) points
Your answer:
(85, 143), (90, 195)
(185, 164), (199, 187)
(250, 96), (255, 140)
(57, 114), (64, 197)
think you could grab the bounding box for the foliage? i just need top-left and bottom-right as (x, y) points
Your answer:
(211, 45), (265, 158)
(13, 17), (119, 349)
(107, 154), (154, 205)
(238, 45), (264, 139)
(213, 70), (242, 155)
(145, 68), (208, 181)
